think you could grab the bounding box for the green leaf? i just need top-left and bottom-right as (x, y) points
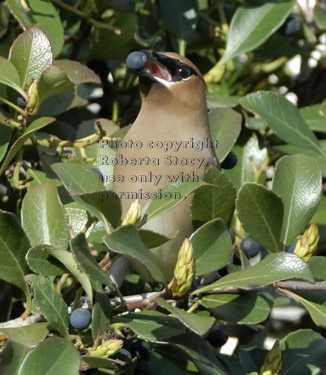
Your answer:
(92, 292), (112, 343)
(190, 219), (232, 276)
(314, 4), (326, 30)
(280, 329), (326, 375)
(0, 122), (12, 164)
(209, 108), (242, 162)
(272, 155), (322, 246)
(17, 337), (80, 375)
(195, 253), (314, 294)
(81, 356), (117, 370)
(288, 292), (326, 328)
(191, 167), (236, 225)
(0, 323), (49, 348)
(26, 275), (69, 339)
(103, 225), (167, 285)
(38, 61), (100, 103)
(47, 249), (93, 305)
(114, 310), (185, 342)
(51, 162), (106, 194)
(300, 104), (326, 132)
(219, 0), (295, 64)
(75, 191), (121, 229)
(0, 116), (55, 176)
(26, 246), (67, 276)
(201, 293), (271, 324)
(145, 180), (214, 221)
(54, 60), (100, 85)
(0, 57), (25, 96)
(159, 0), (198, 39)
(157, 297), (214, 336)
(236, 183), (284, 252)
(1, 341), (31, 375)
(21, 181), (69, 248)
(52, 162), (122, 228)
(9, 26), (52, 88)
(276, 141), (326, 177)
(169, 332), (227, 375)
(6, 0), (64, 57)
(223, 131), (268, 190)
(240, 91), (326, 160)
(138, 229), (171, 249)
(0, 210), (31, 305)
(206, 92), (239, 109)
(70, 233), (112, 286)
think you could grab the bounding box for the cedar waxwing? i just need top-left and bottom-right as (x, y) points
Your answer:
(113, 50), (218, 281)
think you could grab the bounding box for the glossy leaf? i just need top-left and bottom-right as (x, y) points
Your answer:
(223, 131), (268, 190)
(70, 233), (112, 286)
(6, 0), (64, 57)
(159, 0), (198, 39)
(1, 341), (31, 375)
(26, 275), (69, 339)
(138, 229), (171, 248)
(52, 162), (105, 194)
(220, 0), (295, 64)
(26, 246), (67, 276)
(17, 337), (80, 375)
(272, 155), (322, 246)
(114, 310), (185, 341)
(201, 293), (271, 324)
(47, 249), (93, 305)
(9, 26), (52, 88)
(0, 122), (12, 164)
(190, 219), (232, 276)
(209, 107), (242, 162)
(236, 183), (284, 252)
(0, 57), (25, 96)
(157, 297), (214, 336)
(240, 91), (326, 160)
(104, 225), (167, 284)
(145, 180), (214, 221)
(169, 332), (227, 375)
(54, 60), (100, 84)
(92, 292), (112, 343)
(81, 356), (117, 370)
(195, 252), (314, 294)
(280, 329), (326, 375)
(0, 323), (49, 348)
(0, 116), (55, 176)
(21, 181), (69, 248)
(300, 104), (326, 132)
(0, 210), (30, 304)
(276, 141), (326, 177)
(191, 167), (236, 225)
(288, 291), (326, 328)
(314, 4), (326, 30)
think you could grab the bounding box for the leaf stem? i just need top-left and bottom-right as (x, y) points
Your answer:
(0, 98), (27, 117)
(51, 0), (115, 31)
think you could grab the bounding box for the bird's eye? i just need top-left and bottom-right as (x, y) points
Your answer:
(177, 66), (191, 79)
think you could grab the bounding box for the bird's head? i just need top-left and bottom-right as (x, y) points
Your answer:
(126, 50), (207, 111)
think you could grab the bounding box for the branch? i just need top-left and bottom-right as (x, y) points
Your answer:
(276, 280), (326, 290)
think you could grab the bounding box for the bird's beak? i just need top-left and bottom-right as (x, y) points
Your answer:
(126, 50), (173, 83)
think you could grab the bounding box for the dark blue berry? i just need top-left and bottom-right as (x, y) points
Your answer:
(112, 348), (132, 369)
(221, 152), (237, 169)
(126, 51), (148, 71)
(123, 338), (151, 360)
(287, 242), (297, 253)
(69, 308), (92, 330)
(204, 327), (229, 348)
(279, 16), (301, 36)
(240, 237), (261, 258)
(17, 97), (26, 108)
